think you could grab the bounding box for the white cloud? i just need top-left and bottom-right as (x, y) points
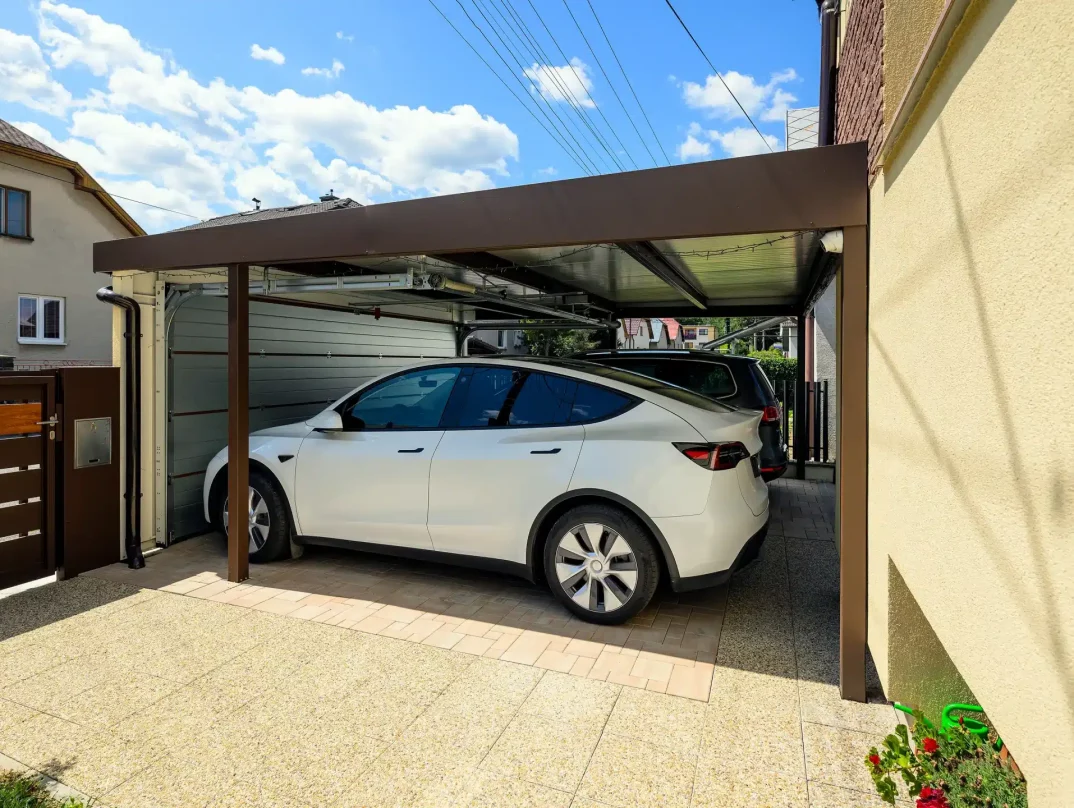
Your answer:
(682, 68), (798, 121)
(707, 127), (780, 157)
(677, 123), (711, 162)
(523, 58), (594, 108)
(250, 44), (285, 65)
(37, 0), (163, 76)
(0, 28), (71, 114)
(4, 2), (522, 232)
(98, 177), (217, 229)
(536, 166), (558, 177)
(761, 88), (797, 123)
(336, 31), (354, 43)
(301, 59), (344, 79)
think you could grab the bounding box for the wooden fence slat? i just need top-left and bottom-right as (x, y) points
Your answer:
(0, 403), (41, 437)
(0, 502), (42, 537)
(0, 437), (42, 470)
(0, 468), (40, 504)
(0, 534), (47, 589)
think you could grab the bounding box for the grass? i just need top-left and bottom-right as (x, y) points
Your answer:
(0, 772), (86, 808)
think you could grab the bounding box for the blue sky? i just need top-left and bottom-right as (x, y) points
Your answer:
(0, 1), (821, 232)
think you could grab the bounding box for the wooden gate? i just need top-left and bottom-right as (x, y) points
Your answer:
(0, 376), (56, 589)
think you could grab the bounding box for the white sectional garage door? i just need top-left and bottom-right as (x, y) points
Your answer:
(168, 295), (457, 540)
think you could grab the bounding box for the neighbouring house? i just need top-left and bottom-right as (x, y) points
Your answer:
(660, 318), (683, 348)
(648, 318), (670, 349)
(680, 322), (714, 348)
(823, 0), (1073, 802)
(0, 119), (143, 367)
(616, 317), (650, 348)
(468, 327), (525, 355)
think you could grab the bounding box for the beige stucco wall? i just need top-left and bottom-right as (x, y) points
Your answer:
(883, 0), (946, 127)
(867, 0), (1074, 804)
(0, 153), (131, 362)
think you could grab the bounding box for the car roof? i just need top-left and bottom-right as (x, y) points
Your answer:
(572, 349), (759, 365)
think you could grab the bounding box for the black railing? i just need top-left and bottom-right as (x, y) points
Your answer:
(774, 379), (830, 462)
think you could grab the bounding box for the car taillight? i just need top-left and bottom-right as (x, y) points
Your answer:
(761, 405), (781, 423)
(674, 442), (751, 471)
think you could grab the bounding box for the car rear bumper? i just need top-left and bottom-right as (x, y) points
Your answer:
(671, 517), (770, 593)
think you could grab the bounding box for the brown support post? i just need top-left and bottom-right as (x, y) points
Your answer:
(838, 226), (868, 702)
(227, 263), (250, 583)
(794, 315), (808, 478)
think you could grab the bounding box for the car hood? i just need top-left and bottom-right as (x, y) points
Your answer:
(251, 422), (314, 439)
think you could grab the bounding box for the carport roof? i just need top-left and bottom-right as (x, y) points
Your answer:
(93, 142), (867, 317)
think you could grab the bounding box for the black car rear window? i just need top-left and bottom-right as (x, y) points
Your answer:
(588, 357), (737, 399)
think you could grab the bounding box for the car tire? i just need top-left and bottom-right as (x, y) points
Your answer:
(543, 504), (660, 625)
(216, 469), (292, 563)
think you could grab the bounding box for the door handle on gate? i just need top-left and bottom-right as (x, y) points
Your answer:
(398, 448), (425, 453)
(530, 448), (561, 454)
(36, 417), (59, 427)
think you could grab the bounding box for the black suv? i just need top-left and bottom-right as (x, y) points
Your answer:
(572, 349), (788, 480)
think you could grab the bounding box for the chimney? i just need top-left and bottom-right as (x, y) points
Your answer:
(319, 189), (338, 201)
(252, 197), (261, 210)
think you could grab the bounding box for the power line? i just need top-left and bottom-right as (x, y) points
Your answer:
(662, 0), (774, 153)
(0, 157), (202, 220)
(493, 0), (628, 172)
(467, 0), (602, 175)
(560, 0), (660, 167)
(523, 0), (640, 171)
(583, 0), (670, 166)
(426, 0), (592, 176)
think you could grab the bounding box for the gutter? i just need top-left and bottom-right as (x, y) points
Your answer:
(96, 287), (146, 569)
(877, 0), (974, 165)
(817, 0), (839, 147)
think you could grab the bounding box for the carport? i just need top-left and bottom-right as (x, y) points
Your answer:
(92, 142), (868, 700)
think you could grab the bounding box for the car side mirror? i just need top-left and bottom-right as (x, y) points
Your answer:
(306, 410), (344, 432)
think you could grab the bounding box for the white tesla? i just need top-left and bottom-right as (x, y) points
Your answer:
(203, 357), (769, 624)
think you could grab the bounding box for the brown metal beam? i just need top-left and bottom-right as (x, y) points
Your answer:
(794, 315), (808, 478)
(838, 225), (868, 702)
(94, 144), (868, 274)
(227, 263), (250, 583)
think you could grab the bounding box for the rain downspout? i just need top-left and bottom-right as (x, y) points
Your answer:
(96, 287), (146, 569)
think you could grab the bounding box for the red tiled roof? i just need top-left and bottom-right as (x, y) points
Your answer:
(660, 318), (681, 339)
(621, 318), (646, 335)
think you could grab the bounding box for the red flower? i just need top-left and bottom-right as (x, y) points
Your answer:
(868, 753), (881, 768)
(922, 737), (939, 754)
(917, 786), (951, 808)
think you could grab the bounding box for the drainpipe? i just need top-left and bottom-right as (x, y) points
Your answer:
(96, 287), (146, 570)
(818, 0), (839, 147)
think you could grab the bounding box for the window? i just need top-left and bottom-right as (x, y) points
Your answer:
(598, 358), (736, 400)
(570, 382), (633, 423)
(17, 296), (64, 344)
(496, 330), (506, 349)
(342, 366), (459, 429)
(697, 327), (709, 336)
(453, 367), (517, 427)
(507, 372), (576, 426)
(1, 187), (29, 238)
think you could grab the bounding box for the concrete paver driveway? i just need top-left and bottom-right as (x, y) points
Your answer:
(0, 479), (896, 807)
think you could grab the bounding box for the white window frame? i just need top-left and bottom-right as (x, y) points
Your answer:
(17, 295), (66, 345)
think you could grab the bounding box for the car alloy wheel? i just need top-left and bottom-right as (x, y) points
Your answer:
(554, 523), (639, 613)
(223, 486), (272, 553)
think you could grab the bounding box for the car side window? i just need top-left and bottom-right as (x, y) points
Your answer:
(570, 382), (632, 423)
(506, 372), (577, 426)
(342, 367), (460, 430)
(453, 367), (520, 427)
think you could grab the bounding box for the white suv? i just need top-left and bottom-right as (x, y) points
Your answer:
(204, 357), (769, 624)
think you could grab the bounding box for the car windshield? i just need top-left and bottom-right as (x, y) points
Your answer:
(520, 357), (735, 413)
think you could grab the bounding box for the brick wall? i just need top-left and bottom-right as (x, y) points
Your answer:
(836, 0), (884, 173)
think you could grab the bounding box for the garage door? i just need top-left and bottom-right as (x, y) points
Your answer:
(168, 296), (457, 541)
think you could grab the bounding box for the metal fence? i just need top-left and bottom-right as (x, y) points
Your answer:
(773, 379), (830, 462)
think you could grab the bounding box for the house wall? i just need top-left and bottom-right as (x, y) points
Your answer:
(835, 0), (885, 170)
(0, 153), (130, 363)
(866, 0), (1074, 803)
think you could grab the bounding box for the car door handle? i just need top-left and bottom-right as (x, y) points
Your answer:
(530, 448), (561, 455)
(397, 448), (425, 453)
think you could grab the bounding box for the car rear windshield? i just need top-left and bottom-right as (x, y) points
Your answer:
(530, 357), (734, 413)
(582, 356), (736, 400)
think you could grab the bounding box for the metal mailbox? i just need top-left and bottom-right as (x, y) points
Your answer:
(74, 417), (112, 469)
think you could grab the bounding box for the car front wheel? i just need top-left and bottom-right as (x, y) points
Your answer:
(219, 470), (291, 563)
(543, 504), (659, 624)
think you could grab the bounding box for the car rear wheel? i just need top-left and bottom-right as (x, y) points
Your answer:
(219, 470), (291, 563)
(543, 504), (659, 624)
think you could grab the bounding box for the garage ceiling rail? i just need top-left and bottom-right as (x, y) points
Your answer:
(93, 142), (869, 702)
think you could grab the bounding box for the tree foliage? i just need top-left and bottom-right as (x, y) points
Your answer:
(521, 329), (597, 357)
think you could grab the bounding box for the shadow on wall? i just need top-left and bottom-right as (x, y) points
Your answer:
(887, 558), (976, 721)
(870, 117), (1074, 744)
